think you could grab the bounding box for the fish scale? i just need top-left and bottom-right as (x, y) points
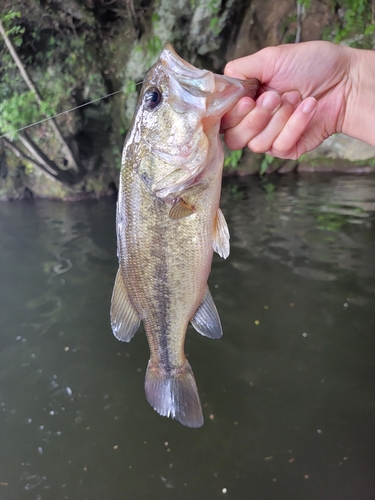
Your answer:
(110, 43), (258, 427)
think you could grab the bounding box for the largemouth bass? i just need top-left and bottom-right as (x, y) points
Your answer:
(111, 44), (258, 427)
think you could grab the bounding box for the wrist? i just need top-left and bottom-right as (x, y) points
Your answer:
(341, 47), (375, 147)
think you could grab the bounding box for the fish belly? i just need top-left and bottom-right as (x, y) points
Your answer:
(116, 167), (219, 427)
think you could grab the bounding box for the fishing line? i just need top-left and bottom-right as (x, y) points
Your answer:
(0, 81), (144, 140)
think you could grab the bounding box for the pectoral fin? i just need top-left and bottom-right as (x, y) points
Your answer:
(110, 269), (140, 342)
(213, 208), (230, 259)
(169, 199), (196, 220)
(191, 287), (223, 339)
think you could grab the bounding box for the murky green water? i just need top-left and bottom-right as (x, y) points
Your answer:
(0, 175), (374, 500)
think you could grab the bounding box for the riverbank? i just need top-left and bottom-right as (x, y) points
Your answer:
(1, 0), (375, 200)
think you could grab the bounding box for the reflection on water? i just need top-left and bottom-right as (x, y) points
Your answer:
(0, 175), (374, 500)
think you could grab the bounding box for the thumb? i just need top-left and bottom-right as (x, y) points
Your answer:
(224, 47), (279, 84)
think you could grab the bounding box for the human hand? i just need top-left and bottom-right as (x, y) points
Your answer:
(221, 41), (353, 159)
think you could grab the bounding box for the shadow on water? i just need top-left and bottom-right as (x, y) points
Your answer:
(0, 175), (374, 500)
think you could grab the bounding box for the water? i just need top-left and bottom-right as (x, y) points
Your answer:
(0, 175), (374, 500)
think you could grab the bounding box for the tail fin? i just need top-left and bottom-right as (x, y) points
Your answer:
(145, 360), (204, 428)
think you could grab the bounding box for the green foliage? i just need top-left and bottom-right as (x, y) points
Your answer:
(259, 154), (275, 175)
(0, 6), (107, 138)
(0, 91), (49, 139)
(38, 35), (105, 100)
(1, 9), (25, 47)
(324, 0), (375, 48)
(124, 80), (137, 95)
(209, 17), (221, 36)
(147, 35), (163, 61)
(208, 0), (220, 14)
(297, 0), (311, 7)
(208, 0), (221, 35)
(1, 9), (21, 23)
(224, 149), (243, 169)
(151, 13), (161, 23)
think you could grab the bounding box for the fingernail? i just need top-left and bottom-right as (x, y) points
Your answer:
(261, 92), (280, 111)
(301, 97), (317, 114)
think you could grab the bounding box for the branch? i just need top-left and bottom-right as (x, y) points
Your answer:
(0, 18), (80, 173)
(17, 133), (61, 176)
(1, 136), (59, 181)
(17, 132), (78, 184)
(295, 2), (305, 43)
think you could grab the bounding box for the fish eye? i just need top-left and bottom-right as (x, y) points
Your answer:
(144, 87), (162, 110)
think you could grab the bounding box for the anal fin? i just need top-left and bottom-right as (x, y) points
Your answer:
(191, 287), (223, 339)
(213, 208), (230, 259)
(110, 269), (140, 342)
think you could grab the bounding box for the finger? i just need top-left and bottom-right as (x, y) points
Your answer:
(247, 91), (301, 153)
(224, 60), (248, 80)
(272, 97), (318, 153)
(224, 46), (280, 83)
(224, 91), (281, 150)
(267, 139), (305, 161)
(266, 144), (299, 161)
(220, 97), (255, 132)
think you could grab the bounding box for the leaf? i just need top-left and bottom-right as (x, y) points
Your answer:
(259, 154), (274, 175)
(224, 149), (243, 169)
(124, 80), (136, 94)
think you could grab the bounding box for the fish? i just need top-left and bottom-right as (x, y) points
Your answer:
(110, 43), (258, 427)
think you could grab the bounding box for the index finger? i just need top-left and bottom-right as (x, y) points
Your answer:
(220, 96), (255, 132)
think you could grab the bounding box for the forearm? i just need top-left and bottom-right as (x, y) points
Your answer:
(342, 47), (375, 147)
